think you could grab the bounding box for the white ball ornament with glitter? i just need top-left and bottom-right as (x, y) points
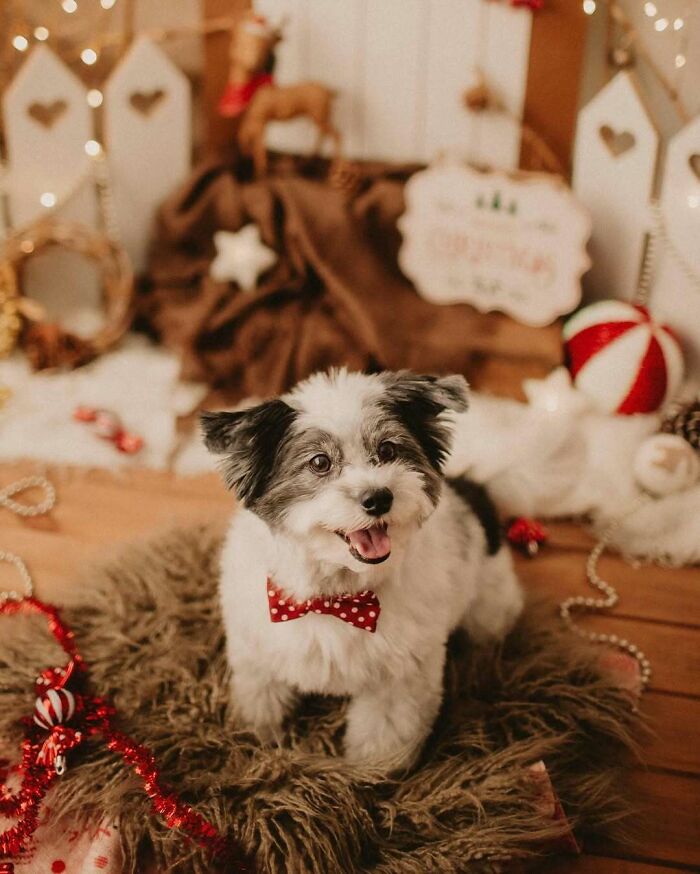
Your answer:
(633, 433), (700, 496)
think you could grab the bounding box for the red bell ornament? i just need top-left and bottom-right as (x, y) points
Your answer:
(34, 688), (78, 775)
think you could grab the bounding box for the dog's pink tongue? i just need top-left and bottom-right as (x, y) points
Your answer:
(346, 525), (391, 560)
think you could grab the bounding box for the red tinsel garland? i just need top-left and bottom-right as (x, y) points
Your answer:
(0, 596), (252, 873)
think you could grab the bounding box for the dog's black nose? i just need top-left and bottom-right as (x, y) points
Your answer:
(361, 487), (393, 517)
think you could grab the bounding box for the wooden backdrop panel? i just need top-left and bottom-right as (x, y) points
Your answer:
(236, 0), (532, 167)
(202, 1), (588, 171)
(520, 0), (588, 174)
(301, 0), (365, 158)
(362, 0), (425, 161)
(424, 0), (481, 159)
(479, 1), (532, 170)
(203, 0), (250, 153)
(256, 0), (313, 155)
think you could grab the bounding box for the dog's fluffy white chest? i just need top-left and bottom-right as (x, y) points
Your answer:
(218, 493), (484, 698)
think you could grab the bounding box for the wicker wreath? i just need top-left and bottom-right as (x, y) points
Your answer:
(0, 220), (134, 370)
(0, 259), (21, 359)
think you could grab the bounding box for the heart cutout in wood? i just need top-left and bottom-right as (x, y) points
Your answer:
(27, 99), (68, 129)
(688, 154), (700, 181)
(129, 89), (165, 116)
(599, 124), (636, 157)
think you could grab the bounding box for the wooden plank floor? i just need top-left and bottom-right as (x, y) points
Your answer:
(0, 460), (698, 872)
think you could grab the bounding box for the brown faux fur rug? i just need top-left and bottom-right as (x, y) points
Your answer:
(0, 527), (642, 873)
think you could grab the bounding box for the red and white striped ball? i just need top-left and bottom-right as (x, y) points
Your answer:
(33, 687), (76, 730)
(563, 302), (683, 415)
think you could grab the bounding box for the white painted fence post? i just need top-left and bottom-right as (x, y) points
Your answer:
(2, 45), (97, 230)
(573, 72), (659, 303)
(1, 46), (102, 331)
(650, 116), (700, 380)
(104, 36), (192, 273)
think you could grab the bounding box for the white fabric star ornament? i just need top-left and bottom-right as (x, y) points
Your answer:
(209, 225), (277, 289)
(523, 367), (592, 417)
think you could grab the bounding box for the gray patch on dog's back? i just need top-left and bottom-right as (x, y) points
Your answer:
(447, 477), (502, 555)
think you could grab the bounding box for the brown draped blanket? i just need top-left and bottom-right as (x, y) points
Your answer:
(138, 158), (561, 404)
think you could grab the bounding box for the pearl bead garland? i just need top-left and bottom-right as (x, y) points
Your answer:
(0, 475), (55, 518)
(0, 550), (33, 605)
(0, 476), (55, 605)
(560, 537), (652, 690)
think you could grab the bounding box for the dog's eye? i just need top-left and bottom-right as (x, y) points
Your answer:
(377, 441), (397, 463)
(309, 453), (332, 474)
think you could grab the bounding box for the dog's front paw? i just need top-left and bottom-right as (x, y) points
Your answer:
(344, 694), (434, 773)
(231, 671), (295, 743)
(344, 731), (422, 773)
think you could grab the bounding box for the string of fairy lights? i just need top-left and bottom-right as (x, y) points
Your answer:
(1, 0), (241, 107)
(581, 0), (694, 117)
(5, 1), (694, 109)
(11, 0), (118, 60)
(0, 0), (132, 221)
(4, 0), (129, 111)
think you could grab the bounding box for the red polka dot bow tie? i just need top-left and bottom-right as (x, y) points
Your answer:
(267, 581), (381, 632)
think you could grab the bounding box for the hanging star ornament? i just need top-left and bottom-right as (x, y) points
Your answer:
(209, 225), (277, 290)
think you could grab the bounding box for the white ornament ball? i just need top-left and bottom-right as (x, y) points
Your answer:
(633, 433), (700, 496)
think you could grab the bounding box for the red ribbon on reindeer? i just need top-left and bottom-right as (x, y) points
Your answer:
(0, 596), (252, 872)
(220, 11), (341, 176)
(219, 72), (273, 117)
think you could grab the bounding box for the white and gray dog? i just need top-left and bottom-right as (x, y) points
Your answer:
(202, 368), (523, 771)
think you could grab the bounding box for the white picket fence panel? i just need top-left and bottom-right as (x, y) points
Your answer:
(1, 45), (102, 332)
(1, 38), (192, 280)
(573, 72), (700, 382)
(256, 0), (532, 167)
(649, 116), (700, 378)
(572, 72), (659, 304)
(2, 45), (97, 229)
(104, 36), (192, 272)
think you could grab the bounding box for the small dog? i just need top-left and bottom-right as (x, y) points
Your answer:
(202, 369), (523, 771)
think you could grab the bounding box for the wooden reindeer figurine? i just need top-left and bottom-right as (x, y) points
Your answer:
(220, 12), (342, 176)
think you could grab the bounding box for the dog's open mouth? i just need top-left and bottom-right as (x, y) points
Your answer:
(336, 523), (391, 564)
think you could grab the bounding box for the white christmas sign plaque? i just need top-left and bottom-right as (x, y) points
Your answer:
(398, 162), (591, 326)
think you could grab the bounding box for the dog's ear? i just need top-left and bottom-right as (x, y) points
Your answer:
(381, 372), (469, 470)
(382, 372), (469, 413)
(420, 373), (470, 413)
(200, 399), (297, 504)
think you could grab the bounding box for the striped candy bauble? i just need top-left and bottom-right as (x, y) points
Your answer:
(563, 302), (683, 415)
(33, 687), (76, 730)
